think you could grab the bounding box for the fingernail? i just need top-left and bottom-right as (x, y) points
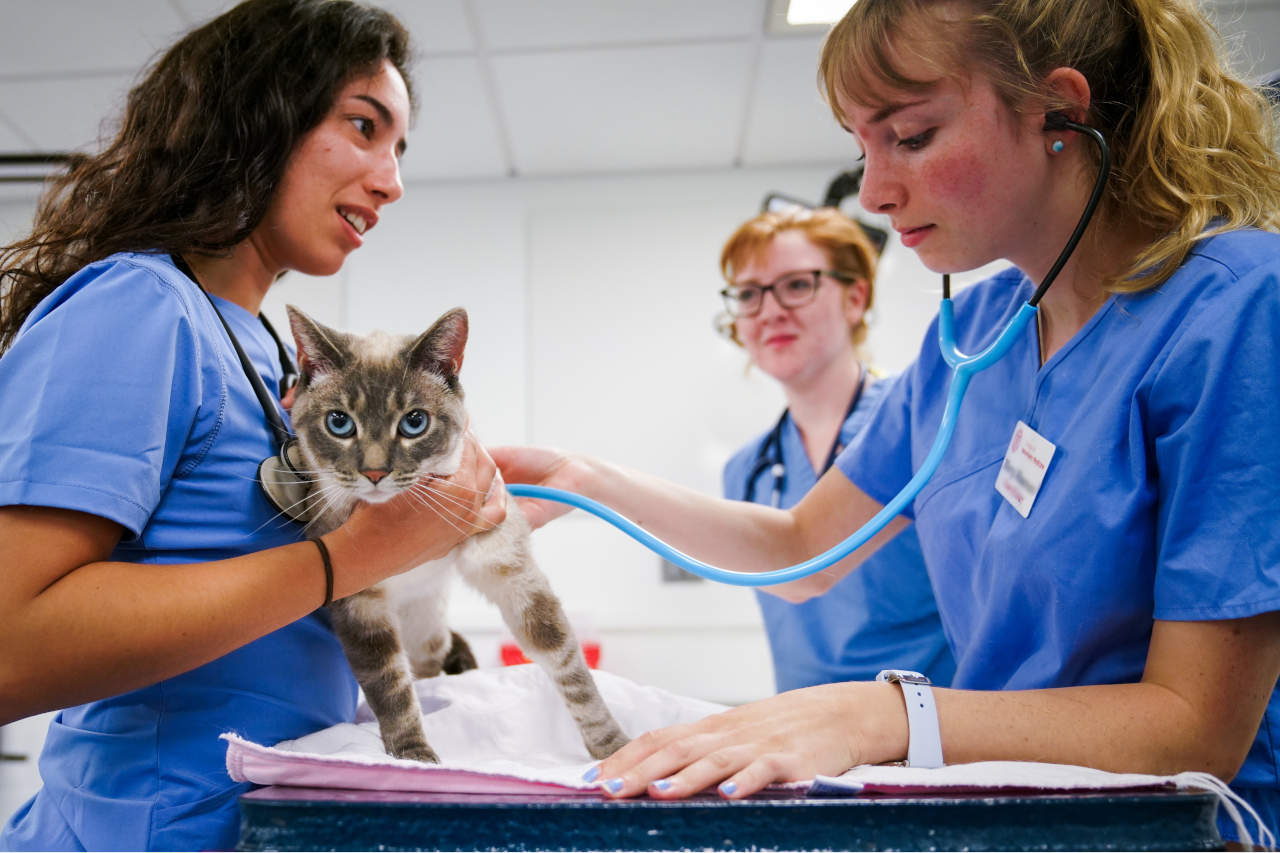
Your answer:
(652, 779), (671, 792)
(719, 781), (738, 796)
(582, 766), (600, 783)
(604, 778), (624, 794)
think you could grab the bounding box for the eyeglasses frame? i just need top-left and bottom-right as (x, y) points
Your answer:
(720, 269), (854, 318)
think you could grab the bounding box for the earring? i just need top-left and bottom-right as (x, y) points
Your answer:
(1052, 140), (1065, 153)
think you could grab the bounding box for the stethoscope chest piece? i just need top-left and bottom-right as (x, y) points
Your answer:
(258, 437), (320, 524)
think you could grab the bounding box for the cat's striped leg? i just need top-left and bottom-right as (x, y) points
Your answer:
(468, 560), (631, 760)
(329, 587), (439, 763)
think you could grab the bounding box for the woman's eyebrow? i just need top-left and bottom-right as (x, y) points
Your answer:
(871, 99), (927, 124)
(353, 93), (408, 155)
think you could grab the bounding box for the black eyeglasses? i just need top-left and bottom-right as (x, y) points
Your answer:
(720, 270), (851, 318)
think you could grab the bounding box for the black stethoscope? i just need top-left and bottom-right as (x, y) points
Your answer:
(744, 364), (868, 507)
(171, 255), (323, 523)
(171, 254), (297, 448)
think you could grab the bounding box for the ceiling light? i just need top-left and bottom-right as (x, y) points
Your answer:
(786, 0), (857, 26)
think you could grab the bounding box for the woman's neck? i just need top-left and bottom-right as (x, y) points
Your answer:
(181, 240), (278, 316)
(783, 354), (864, 475)
(1031, 222), (1154, 365)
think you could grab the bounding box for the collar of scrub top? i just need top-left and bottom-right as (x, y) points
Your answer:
(505, 113), (1113, 586)
(169, 253), (297, 451)
(745, 363), (869, 507)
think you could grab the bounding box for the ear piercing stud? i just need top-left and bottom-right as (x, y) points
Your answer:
(1052, 141), (1065, 153)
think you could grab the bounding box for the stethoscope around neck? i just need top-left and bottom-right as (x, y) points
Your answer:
(170, 254), (321, 523)
(744, 364), (869, 507)
(505, 112), (1112, 587)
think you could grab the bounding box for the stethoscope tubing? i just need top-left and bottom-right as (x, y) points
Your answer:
(506, 302), (1038, 588)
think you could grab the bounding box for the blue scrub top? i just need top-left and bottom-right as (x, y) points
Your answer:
(837, 229), (1280, 842)
(0, 253), (358, 852)
(724, 377), (955, 693)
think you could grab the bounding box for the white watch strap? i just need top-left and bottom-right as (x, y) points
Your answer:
(877, 669), (944, 769)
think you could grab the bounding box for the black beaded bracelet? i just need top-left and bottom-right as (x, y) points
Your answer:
(310, 538), (334, 607)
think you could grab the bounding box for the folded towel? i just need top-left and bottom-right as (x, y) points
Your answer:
(224, 664), (728, 795)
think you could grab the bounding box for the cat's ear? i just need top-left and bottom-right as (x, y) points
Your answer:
(287, 305), (347, 382)
(408, 308), (468, 378)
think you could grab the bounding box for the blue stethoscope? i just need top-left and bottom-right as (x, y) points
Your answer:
(508, 113), (1111, 588)
(744, 366), (868, 507)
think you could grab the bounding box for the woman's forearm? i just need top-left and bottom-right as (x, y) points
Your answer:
(580, 457), (905, 599)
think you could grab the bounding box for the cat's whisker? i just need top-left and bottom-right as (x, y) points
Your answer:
(412, 481), (491, 527)
(413, 490), (472, 538)
(414, 483), (500, 534)
(411, 482), (500, 532)
(411, 480), (483, 514)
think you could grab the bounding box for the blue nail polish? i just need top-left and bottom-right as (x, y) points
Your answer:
(653, 779), (671, 792)
(582, 766), (600, 783)
(604, 778), (624, 794)
(720, 781), (738, 795)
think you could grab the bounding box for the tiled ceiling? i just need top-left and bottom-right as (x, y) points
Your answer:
(0, 0), (1276, 182)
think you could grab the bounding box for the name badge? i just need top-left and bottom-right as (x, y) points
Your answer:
(995, 420), (1056, 518)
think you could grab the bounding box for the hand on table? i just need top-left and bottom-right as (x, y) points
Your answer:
(587, 681), (908, 800)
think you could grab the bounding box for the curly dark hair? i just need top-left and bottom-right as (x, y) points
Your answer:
(0, 0), (414, 353)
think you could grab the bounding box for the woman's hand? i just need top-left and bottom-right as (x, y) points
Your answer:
(327, 429), (505, 596)
(589, 681), (908, 800)
(489, 445), (594, 529)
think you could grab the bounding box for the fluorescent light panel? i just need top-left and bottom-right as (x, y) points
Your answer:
(786, 0), (857, 26)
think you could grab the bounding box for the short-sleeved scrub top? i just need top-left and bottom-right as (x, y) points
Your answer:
(836, 229), (1280, 843)
(0, 253), (358, 852)
(724, 377), (956, 693)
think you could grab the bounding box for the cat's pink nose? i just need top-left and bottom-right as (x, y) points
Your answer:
(363, 470), (390, 484)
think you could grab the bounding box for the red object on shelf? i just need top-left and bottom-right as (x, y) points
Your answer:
(500, 641), (600, 669)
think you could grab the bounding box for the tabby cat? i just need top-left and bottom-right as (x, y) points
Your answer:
(283, 305), (630, 764)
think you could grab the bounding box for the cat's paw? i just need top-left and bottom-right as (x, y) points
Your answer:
(391, 743), (441, 764)
(586, 729), (631, 760)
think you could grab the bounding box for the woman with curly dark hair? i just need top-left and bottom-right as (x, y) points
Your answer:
(0, 2), (504, 849)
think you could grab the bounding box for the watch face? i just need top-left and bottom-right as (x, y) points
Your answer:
(879, 669), (932, 686)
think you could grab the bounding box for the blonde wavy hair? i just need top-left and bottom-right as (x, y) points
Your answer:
(718, 206), (878, 350)
(819, 0), (1280, 292)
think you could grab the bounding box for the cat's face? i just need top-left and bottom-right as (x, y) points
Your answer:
(286, 306), (469, 506)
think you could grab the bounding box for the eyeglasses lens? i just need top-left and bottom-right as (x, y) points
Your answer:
(723, 273), (820, 317)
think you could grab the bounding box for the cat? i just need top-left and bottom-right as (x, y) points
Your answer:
(282, 304), (630, 764)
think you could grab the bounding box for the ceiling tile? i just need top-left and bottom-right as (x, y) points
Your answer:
(0, 74), (135, 153)
(376, 0), (474, 55)
(400, 56), (508, 181)
(474, 0), (764, 51)
(492, 42), (753, 175)
(740, 37), (858, 167)
(0, 1), (186, 79)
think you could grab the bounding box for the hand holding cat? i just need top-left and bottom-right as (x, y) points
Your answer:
(587, 680), (909, 800)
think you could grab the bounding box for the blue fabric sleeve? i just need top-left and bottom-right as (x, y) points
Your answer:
(0, 260), (204, 539)
(1148, 256), (1280, 620)
(835, 365), (920, 520)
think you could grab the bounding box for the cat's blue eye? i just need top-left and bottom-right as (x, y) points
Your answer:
(326, 411), (356, 438)
(399, 410), (429, 438)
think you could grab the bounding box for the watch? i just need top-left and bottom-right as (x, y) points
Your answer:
(876, 669), (944, 769)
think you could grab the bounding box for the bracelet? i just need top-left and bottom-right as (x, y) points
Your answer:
(310, 538), (334, 607)
(877, 669), (944, 768)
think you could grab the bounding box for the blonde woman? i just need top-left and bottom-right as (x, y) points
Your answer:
(718, 207), (953, 693)
(494, 0), (1280, 842)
